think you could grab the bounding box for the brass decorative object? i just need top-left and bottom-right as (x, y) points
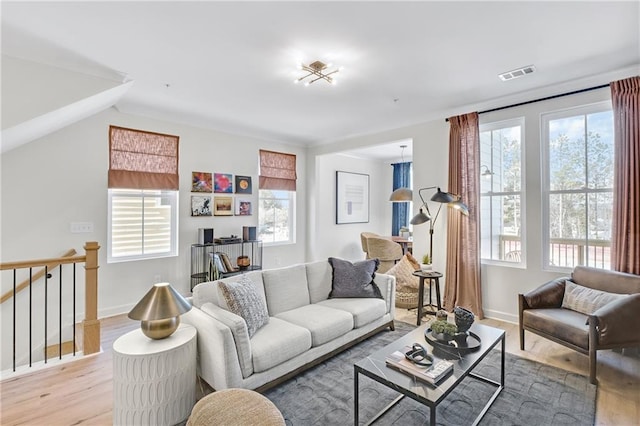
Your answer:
(128, 282), (192, 339)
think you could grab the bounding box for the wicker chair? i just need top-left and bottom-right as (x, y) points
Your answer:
(363, 235), (403, 273)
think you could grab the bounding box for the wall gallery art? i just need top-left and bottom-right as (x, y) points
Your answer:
(235, 198), (252, 215)
(235, 175), (252, 194)
(214, 173), (233, 193)
(213, 196), (233, 216)
(191, 196), (212, 216)
(191, 172), (212, 193)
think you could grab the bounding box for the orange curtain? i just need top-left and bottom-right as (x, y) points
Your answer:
(610, 76), (640, 274)
(108, 126), (179, 190)
(444, 112), (483, 318)
(259, 149), (297, 191)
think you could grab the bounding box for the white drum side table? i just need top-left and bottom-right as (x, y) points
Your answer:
(113, 323), (197, 426)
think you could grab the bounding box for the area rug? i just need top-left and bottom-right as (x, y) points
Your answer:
(264, 321), (596, 425)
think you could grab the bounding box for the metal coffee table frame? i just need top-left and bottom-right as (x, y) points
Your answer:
(354, 323), (505, 426)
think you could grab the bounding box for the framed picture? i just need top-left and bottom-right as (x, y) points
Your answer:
(191, 171), (212, 193)
(214, 173), (233, 193)
(235, 198), (252, 216)
(191, 196), (212, 216)
(336, 171), (369, 224)
(213, 196), (233, 216)
(235, 175), (252, 194)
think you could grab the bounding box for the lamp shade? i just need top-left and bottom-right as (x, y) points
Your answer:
(410, 208), (431, 225)
(449, 199), (469, 215)
(128, 283), (192, 339)
(389, 187), (413, 202)
(430, 188), (456, 203)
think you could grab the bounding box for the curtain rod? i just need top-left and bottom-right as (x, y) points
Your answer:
(445, 83), (610, 122)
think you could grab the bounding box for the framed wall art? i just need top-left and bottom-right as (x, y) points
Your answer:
(214, 173), (233, 193)
(191, 196), (212, 216)
(336, 171), (369, 224)
(213, 196), (233, 216)
(235, 198), (252, 216)
(191, 171), (212, 193)
(235, 175), (252, 194)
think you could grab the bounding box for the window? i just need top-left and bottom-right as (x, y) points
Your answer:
(258, 189), (296, 244)
(258, 149), (297, 246)
(479, 118), (524, 263)
(542, 102), (614, 270)
(108, 189), (178, 262)
(108, 126), (179, 263)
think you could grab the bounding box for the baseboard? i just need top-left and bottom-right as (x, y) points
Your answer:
(483, 308), (518, 325)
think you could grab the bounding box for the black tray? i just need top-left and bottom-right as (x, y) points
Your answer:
(424, 328), (482, 354)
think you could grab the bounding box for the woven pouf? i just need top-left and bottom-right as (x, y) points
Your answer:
(186, 388), (285, 426)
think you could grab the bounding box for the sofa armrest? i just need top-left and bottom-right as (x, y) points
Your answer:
(522, 277), (569, 309)
(181, 306), (244, 390)
(374, 272), (396, 318)
(590, 293), (640, 346)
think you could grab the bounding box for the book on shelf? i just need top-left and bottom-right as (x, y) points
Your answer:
(212, 253), (227, 273)
(385, 346), (453, 385)
(219, 252), (238, 273)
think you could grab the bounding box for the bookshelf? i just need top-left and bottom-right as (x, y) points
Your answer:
(190, 240), (263, 290)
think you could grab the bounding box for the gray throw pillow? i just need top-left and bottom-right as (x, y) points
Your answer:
(328, 257), (383, 299)
(219, 275), (269, 337)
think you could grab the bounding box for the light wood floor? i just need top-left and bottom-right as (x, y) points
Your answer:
(1, 309), (638, 425)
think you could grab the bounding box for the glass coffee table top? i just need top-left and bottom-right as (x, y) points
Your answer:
(354, 322), (505, 425)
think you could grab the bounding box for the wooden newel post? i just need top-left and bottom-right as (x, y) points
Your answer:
(83, 241), (101, 355)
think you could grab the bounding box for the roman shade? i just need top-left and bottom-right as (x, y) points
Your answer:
(108, 125), (180, 190)
(259, 149), (296, 191)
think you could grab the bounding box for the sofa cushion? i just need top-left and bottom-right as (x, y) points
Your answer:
(275, 304), (354, 347)
(523, 308), (589, 350)
(201, 302), (253, 378)
(328, 257), (382, 299)
(250, 317), (312, 373)
(317, 298), (387, 328)
(219, 275), (270, 337)
(306, 260), (333, 303)
(385, 253), (420, 292)
(562, 280), (628, 315)
(262, 264), (310, 316)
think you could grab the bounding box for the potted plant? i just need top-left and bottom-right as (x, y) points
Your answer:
(420, 254), (432, 271)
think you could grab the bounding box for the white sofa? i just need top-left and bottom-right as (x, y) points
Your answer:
(182, 259), (396, 392)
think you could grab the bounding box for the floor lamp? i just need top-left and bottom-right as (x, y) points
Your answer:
(390, 186), (468, 263)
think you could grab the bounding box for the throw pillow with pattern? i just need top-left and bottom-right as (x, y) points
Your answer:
(219, 275), (269, 337)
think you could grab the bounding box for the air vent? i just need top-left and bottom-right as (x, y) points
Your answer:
(498, 65), (536, 81)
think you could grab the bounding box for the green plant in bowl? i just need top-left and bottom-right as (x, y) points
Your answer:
(431, 320), (458, 341)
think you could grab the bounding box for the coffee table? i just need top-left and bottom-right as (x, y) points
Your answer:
(354, 322), (505, 425)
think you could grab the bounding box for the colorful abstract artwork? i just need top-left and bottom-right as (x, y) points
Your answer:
(214, 173), (233, 193)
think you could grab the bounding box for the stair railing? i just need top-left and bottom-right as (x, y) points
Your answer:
(0, 242), (100, 372)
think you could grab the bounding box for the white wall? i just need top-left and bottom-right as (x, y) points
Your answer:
(0, 108), (307, 324)
(310, 153), (392, 262)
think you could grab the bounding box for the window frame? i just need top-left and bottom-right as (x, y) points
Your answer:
(479, 117), (526, 267)
(257, 189), (296, 246)
(541, 101), (614, 272)
(107, 188), (179, 263)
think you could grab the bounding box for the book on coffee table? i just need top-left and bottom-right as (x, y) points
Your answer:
(385, 346), (453, 385)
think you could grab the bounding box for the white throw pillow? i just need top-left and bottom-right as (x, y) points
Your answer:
(219, 275), (269, 337)
(561, 280), (628, 315)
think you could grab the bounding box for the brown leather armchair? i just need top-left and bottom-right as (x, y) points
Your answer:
(519, 266), (640, 384)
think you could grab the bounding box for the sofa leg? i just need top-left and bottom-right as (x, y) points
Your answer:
(389, 321), (395, 331)
(589, 322), (598, 385)
(520, 328), (525, 351)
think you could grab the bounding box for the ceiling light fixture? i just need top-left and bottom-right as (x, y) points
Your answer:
(294, 60), (342, 86)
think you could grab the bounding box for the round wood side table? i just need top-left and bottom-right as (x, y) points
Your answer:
(112, 323), (197, 426)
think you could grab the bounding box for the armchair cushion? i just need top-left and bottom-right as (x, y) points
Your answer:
(562, 280), (628, 316)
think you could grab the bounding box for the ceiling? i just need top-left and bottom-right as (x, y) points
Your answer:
(2, 1), (639, 159)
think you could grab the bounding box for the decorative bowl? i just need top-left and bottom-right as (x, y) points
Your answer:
(431, 331), (456, 342)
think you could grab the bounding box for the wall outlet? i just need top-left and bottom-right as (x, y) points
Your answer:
(70, 222), (94, 233)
